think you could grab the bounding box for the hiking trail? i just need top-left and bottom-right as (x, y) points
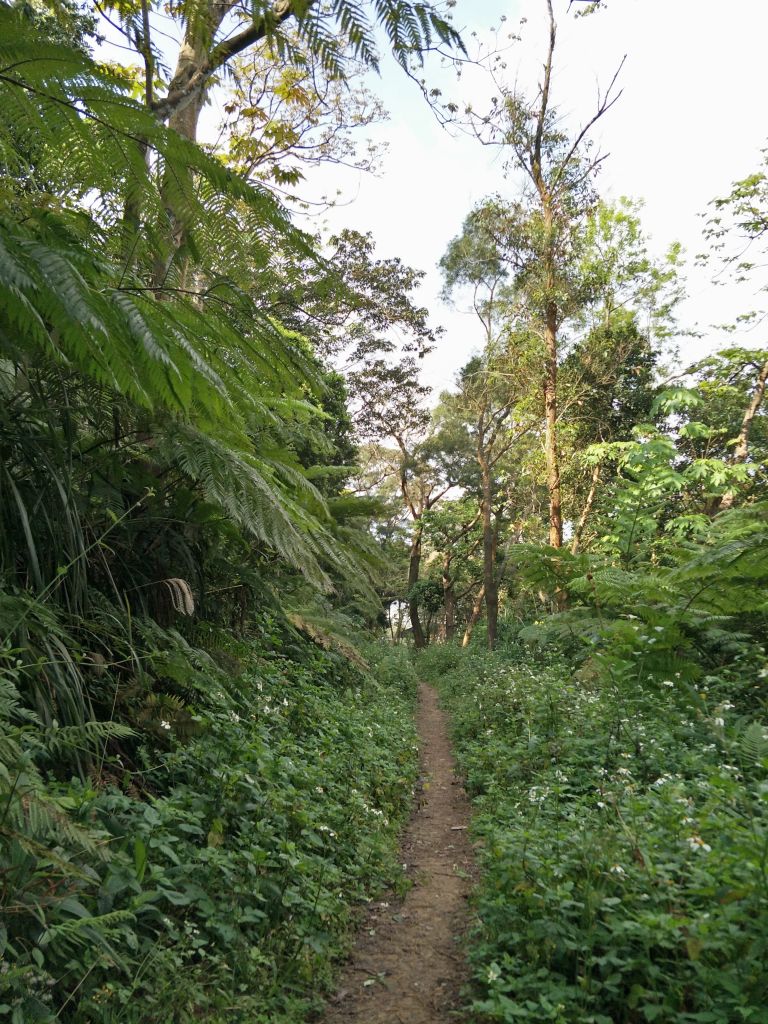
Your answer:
(321, 681), (475, 1024)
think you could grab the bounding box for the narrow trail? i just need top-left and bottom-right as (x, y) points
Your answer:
(321, 682), (475, 1024)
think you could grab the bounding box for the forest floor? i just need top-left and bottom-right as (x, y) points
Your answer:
(321, 682), (475, 1024)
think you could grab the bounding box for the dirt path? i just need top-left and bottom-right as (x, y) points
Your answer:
(321, 682), (475, 1024)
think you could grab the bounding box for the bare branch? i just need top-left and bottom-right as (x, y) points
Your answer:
(531, 0), (556, 188)
(552, 54), (625, 187)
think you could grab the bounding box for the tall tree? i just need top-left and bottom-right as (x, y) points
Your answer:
(441, 199), (540, 646)
(436, 354), (531, 649)
(422, 499), (482, 640)
(559, 199), (683, 548)
(463, 0), (623, 547)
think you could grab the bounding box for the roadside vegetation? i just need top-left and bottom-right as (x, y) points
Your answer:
(426, 619), (768, 1023)
(2, 0), (768, 1021)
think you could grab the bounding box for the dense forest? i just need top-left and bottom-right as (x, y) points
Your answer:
(1, 0), (767, 1022)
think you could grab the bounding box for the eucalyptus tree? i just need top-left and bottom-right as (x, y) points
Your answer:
(441, 199), (541, 646)
(357, 431), (454, 647)
(451, 0), (623, 548)
(558, 199), (683, 550)
(394, 428), (462, 649)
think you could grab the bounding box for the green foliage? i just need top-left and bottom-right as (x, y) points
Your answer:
(0, 5), (370, 614)
(425, 646), (768, 1024)
(0, 7), (430, 1021)
(0, 629), (419, 1022)
(703, 147), (768, 311)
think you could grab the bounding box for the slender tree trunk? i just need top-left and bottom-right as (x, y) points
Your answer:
(442, 552), (456, 641)
(571, 463), (602, 554)
(462, 584), (485, 648)
(717, 356), (768, 512)
(543, 300), (563, 549)
(480, 460), (498, 650)
(394, 602), (405, 644)
(408, 524), (427, 649)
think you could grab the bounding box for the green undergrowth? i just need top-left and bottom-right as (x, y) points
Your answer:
(1, 626), (419, 1023)
(420, 642), (768, 1024)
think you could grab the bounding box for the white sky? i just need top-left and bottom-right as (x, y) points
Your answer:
(288, 0), (768, 393)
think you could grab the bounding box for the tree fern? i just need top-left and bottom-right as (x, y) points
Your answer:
(741, 720), (768, 766)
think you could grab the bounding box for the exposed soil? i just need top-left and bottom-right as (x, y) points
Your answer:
(321, 682), (475, 1024)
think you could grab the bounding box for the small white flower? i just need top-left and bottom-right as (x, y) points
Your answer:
(662, 680), (674, 687)
(713, 717), (725, 728)
(487, 964), (502, 983)
(160, 719), (171, 731)
(687, 835), (711, 853)
(609, 864), (626, 876)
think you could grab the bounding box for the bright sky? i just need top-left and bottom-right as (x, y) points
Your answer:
(292, 0), (768, 394)
(98, 0), (768, 396)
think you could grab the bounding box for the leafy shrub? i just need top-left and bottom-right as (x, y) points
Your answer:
(415, 642), (463, 677)
(0, 631), (418, 1023)
(427, 648), (768, 1024)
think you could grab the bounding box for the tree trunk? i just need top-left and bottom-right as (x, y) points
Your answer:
(408, 525), (427, 649)
(480, 460), (498, 650)
(717, 356), (768, 512)
(167, 39), (209, 143)
(571, 463), (601, 554)
(462, 584), (485, 648)
(543, 300), (563, 549)
(152, 10), (230, 287)
(442, 552), (456, 641)
(153, 1), (301, 126)
(394, 602), (405, 644)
